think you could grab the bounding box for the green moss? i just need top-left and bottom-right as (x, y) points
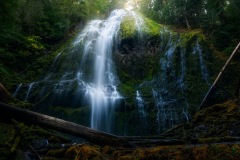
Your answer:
(179, 29), (207, 47)
(120, 14), (136, 39)
(9, 100), (32, 109)
(142, 17), (162, 36)
(0, 123), (24, 159)
(25, 36), (45, 52)
(8, 120), (70, 150)
(52, 106), (86, 116)
(0, 123), (16, 148)
(194, 99), (240, 125)
(1, 24), (80, 92)
(119, 82), (136, 97)
(119, 12), (161, 40)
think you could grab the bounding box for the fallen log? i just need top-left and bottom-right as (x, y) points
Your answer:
(0, 102), (189, 147)
(198, 42), (240, 111)
(0, 102), (129, 147)
(129, 139), (185, 146)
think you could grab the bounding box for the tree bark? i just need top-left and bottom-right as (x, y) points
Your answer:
(184, 15), (191, 29)
(0, 102), (129, 147)
(0, 83), (13, 103)
(198, 42), (240, 110)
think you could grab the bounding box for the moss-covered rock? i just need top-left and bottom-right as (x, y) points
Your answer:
(119, 12), (161, 41)
(191, 98), (240, 138)
(119, 15), (136, 40)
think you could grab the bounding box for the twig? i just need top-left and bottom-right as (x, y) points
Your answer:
(29, 144), (41, 160)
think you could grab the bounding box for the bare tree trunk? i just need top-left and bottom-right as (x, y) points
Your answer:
(184, 15), (191, 29)
(198, 42), (240, 111)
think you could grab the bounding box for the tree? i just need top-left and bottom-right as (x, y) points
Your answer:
(0, 0), (22, 48)
(139, 0), (204, 29)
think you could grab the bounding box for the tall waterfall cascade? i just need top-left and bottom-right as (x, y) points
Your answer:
(13, 9), (146, 133)
(75, 9), (127, 132)
(13, 8), (212, 135)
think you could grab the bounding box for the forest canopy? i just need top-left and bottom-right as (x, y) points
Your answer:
(0, 0), (239, 58)
(138, 0), (240, 51)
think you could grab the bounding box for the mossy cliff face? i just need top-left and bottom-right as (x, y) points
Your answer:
(114, 13), (227, 135)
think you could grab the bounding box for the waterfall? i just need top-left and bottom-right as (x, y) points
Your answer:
(135, 90), (148, 134)
(74, 9), (126, 132)
(131, 11), (144, 39)
(13, 9), (153, 134)
(12, 8), (212, 135)
(194, 40), (210, 85)
(136, 90), (146, 119)
(13, 83), (22, 97)
(25, 82), (34, 101)
(179, 48), (186, 91)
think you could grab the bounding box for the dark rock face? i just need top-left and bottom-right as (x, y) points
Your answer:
(115, 40), (159, 80)
(31, 139), (49, 150)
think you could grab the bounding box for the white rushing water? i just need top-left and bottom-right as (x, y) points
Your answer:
(13, 83), (22, 97)
(73, 9), (127, 132)
(131, 11), (145, 39)
(194, 40), (210, 85)
(136, 90), (146, 118)
(25, 82), (34, 101)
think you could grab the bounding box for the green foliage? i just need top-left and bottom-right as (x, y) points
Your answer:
(142, 17), (161, 36)
(179, 30), (207, 47)
(0, 0), (120, 51)
(52, 106), (86, 116)
(25, 36), (45, 51)
(139, 0), (204, 28)
(0, 0), (123, 90)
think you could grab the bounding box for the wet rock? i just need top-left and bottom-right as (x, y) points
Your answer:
(114, 98), (126, 112)
(31, 139), (49, 150)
